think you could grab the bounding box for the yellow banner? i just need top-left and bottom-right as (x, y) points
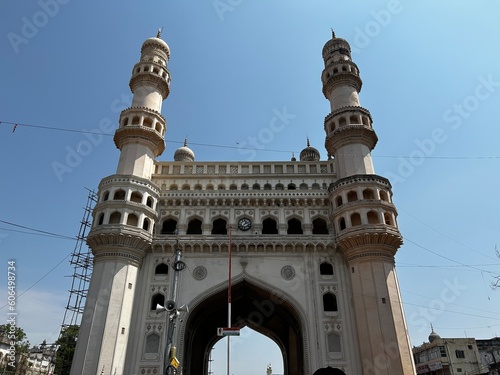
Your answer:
(170, 357), (180, 369)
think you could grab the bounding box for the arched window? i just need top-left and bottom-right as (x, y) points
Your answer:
(312, 218), (329, 234)
(130, 191), (142, 203)
(287, 183), (296, 190)
(264, 183), (272, 190)
(363, 189), (375, 200)
(146, 197), (153, 208)
(367, 211), (379, 224)
(312, 183), (320, 190)
(187, 219), (202, 235)
(161, 219), (178, 235)
(339, 117), (347, 127)
(287, 218), (303, 234)
(347, 191), (357, 202)
(323, 293), (338, 312)
(212, 218), (227, 235)
(299, 183), (308, 190)
(206, 184), (214, 190)
(229, 184), (237, 190)
(349, 115), (359, 124)
(327, 333), (342, 353)
(169, 184), (178, 190)
(275, 183), (284, 190)
(109, 212), (121, 224)
(155, 263), (168, 275)
(320, 262), (334, 276)
(384, 212), (393, 226)
(336, 196), (343, 207)
(181, 184), (190, 190)
(143, 118), (153, 128)
(262, 218), (278, 234)
(127, 214), (138, 226)
(142, 218), (150, 231)
(145, 333), (160, 354)
(380, 191), (389, 202)
(339, 217), (346, 230)
(103, 191), (109, 201)
(97, 213), (104, 226)
(252, 183), (260, 190)
(150, 293), (165, 311)
(351, 213), (361, 226)
(132, 116), (140, 125)
(241, 184), (249, 190)
(113, 189), (126, 200)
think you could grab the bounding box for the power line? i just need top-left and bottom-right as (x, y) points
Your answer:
(0, 220), (76, 240)
(2, 120), (500, 159)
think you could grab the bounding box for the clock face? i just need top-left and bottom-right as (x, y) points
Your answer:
(238, 218), (252, 231)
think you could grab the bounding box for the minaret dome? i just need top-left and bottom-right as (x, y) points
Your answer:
(174, 138), (195, 162)
(299, 138), (320, 161)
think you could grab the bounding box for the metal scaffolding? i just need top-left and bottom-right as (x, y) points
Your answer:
(60, 188), (97, 329)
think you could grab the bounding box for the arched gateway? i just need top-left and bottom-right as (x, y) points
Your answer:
(182, 278), (306, 375)
(70, 30), (417, 375)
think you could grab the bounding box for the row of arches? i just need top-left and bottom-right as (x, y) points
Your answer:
(167, 182), (326, 191)
(101, 188), (156, 208)
(334, 187), (389, 207)
(325, 112), (371, 133)
(324, 62), (359, 79)
(161, 217), (330, 235)
(337, 210), (395, 231)
(133, 62), (169, 81)
(120, 112), (165, 135)
(96, 211), (153, 232)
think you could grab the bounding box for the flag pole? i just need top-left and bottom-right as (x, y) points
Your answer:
(227, 225), (233, 375)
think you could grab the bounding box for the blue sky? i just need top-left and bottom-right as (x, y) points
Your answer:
(1, 1), (500, 374)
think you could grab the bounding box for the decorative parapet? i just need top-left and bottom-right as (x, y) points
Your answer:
(325, 124), (378, 153)
(329, 174), (392, 192)
(150, 237), (336, 254)
(154, 161), (334, 177)
(99, 174), (161, 196)
(335, 225), (403, 260)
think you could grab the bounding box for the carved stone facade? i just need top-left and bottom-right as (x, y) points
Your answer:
(70, 31), (416, 375)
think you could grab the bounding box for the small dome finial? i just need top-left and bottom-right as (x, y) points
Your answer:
(331, 28), (336, 38)
(156, 27), (164, 39)
(306, 136), (310, 147)
(184, 136), (188, 147)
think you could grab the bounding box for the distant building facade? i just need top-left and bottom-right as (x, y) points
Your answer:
(27, 341), (56, 375)
(477, 337), (500, 375)
(413, 329), (484, 374)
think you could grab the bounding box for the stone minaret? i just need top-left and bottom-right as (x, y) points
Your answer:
(70, 33), (170, 375)
(322, 31), (416, 374)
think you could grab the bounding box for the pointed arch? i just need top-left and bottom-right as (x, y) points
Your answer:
(182, 274), (308, 375)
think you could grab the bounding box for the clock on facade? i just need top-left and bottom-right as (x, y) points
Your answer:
(238, 217), (252, 231)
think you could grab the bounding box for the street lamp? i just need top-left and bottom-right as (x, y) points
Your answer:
(156, 243), (188, 375)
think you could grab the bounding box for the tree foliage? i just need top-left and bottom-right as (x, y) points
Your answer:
(54, 325), (79, 375)
(493, 247), (500, 289)
(0, 324), (30, 375)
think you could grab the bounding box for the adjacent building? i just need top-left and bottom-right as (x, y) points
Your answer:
(413, 329), (485, 375)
